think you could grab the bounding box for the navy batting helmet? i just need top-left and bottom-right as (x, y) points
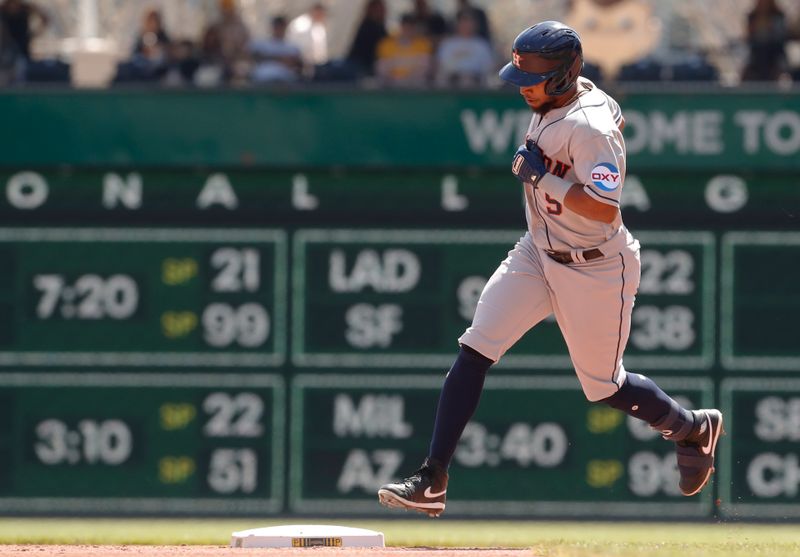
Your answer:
(499, 21), (583, 95)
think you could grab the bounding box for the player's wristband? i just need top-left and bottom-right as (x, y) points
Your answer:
(536, 172), (574, 204)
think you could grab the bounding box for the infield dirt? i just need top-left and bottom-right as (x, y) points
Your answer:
(1, 546), (536, 556)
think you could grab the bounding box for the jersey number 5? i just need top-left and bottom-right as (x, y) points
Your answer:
(545, 193), (563, 215)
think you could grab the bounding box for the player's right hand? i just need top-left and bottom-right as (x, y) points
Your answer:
(511, 142), (546, 186)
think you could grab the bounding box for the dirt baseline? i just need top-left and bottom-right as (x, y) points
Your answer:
(1, 546), (537, 557)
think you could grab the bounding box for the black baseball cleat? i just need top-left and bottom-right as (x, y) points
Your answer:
(675, 409), (724, 496)
(377, 458), (448, 517)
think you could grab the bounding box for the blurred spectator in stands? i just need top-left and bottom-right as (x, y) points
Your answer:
(435, 10), (493, 87)
(741, 0), (790, 82)
(347, 0), (387, 77)
(164, 40), (201, 86)
(412, 0), (447, 46)
(566, 0), (661, 80)
(455, 0), (491, 42)
(250, 15), (302, 84)
(376, 13), (432, 87)
(114, 8), (172, 84)
(199, 0), (250, 85)
(287, 2), (329, 75)
(791, 13), (800, 81)
(0, 0), (46, 61)
(132, 9), (171, 66)
(0, 16), (18, 85)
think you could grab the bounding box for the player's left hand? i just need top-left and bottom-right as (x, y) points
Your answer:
(511, 142), (546, 185)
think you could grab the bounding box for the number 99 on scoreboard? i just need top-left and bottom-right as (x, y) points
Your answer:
(0, 228), (287, 367)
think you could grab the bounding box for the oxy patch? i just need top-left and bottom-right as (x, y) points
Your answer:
(590, 163), (621, 191)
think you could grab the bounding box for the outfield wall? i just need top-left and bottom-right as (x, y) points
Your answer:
(0, 88), (797, 518)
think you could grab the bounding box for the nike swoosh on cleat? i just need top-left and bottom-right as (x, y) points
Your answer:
(424, 487), (446, 498)
(701, 415), (713, 455)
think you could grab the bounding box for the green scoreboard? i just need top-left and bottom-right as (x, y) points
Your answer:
(292, 229), (714, 370)
(721, 233), (800, 371)
(720, 379), (800, 518)
(0, 373), (284, 513)
(0, 224), (797, 517)
(0, 228), (287, 367)
(2, 89), (800, 518)
(290, 374), (714, 517)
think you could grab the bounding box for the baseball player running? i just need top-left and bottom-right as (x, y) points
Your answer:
(379, 21), (723, 517)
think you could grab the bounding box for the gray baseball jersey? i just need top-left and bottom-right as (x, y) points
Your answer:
(524, 77), (626, 250)
(460, 78), (641, 401)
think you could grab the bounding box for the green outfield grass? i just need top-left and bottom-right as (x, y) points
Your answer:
(0, 518), (799, 556)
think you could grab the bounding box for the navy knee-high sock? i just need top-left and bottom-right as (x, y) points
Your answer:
(428, 345), (493, 468)
(602, 372), (695, 440)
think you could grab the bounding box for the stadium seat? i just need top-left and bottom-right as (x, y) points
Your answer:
(670, 54), (719, 82)
(25, 59), (71, 83)
(581, 61), (604, 84)
(312, 59), (359, 82)
(113, 58), (168, 84)
(617, 57), (664, 82)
